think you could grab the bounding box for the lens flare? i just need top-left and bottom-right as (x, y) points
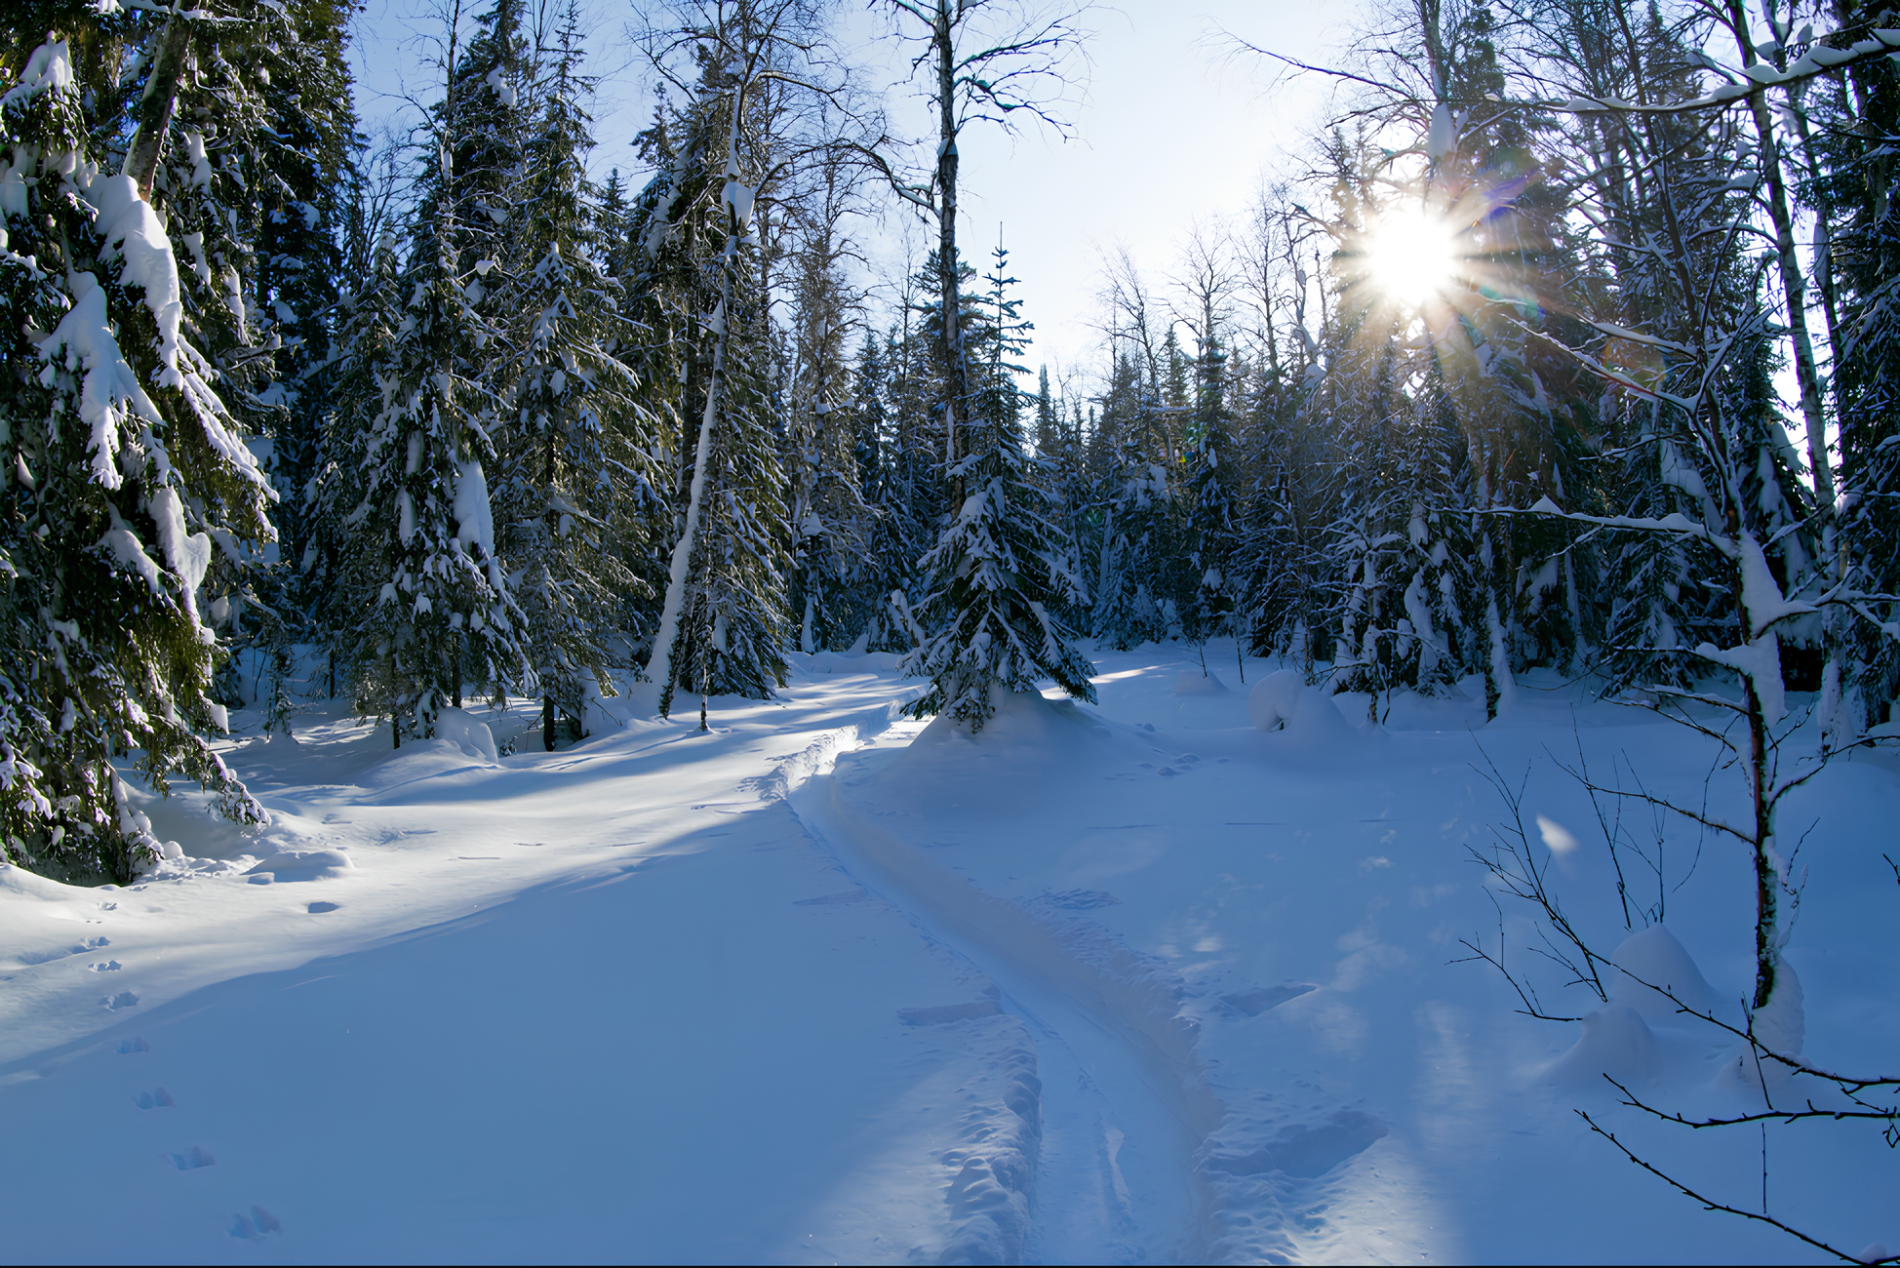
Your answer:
(1362, 211), (1459, 303)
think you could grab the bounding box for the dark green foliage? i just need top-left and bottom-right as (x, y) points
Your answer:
(1, 10), (274, 882)
(902, 248), (1095, 730)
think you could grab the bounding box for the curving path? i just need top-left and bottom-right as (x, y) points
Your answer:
(789, 751), (1222, 1265)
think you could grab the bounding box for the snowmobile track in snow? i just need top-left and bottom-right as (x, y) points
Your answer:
(779, 735), (1222, 1265)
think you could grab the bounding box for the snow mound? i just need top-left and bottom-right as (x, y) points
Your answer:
(902, 686), (1109, 762)
(1250, 671), (1364, 751)
(242, 850), (354, 883)
(1173, 670), (1229, 696)
(1248, 669), (1304, 731)
(433, 707), (498, 764)
(1548, 1002), (1657, 1087)
(363, 738), (496, 790)
(1752, 958), (1805, 1059)
(1717, 959), (1806, 1090)
(1608, 926), (1718, 1028)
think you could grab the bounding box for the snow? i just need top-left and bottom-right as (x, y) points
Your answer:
(1535, 813), (1580, 856)
(90, 175), (185, 380)
(148, 486), (213, 624)
(1246, 667), (1303, 730)
(38, 276), (160, 489)
(432, 706), (498, 764)
(1738, 530), (1817, 639)
(0, 39), (74, 111)
(100, 519), (165, 596)
(1607, 925), (1720, 1027)
(1696, 635), (1788, 724)
(2, 642), (1895, 1263)
(1426, 101), (1457, 161)
(451, 460), (500, 590)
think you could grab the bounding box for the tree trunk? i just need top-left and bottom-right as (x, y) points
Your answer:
(123, 16), (193, 200)
(645, 82), (746, 717)
(1726, 5), (1835, 508)
(933, 0), (966, 489)
(543, 694), (555, 752)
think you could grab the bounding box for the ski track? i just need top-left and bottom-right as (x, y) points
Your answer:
(776, 735), (1220, 1265)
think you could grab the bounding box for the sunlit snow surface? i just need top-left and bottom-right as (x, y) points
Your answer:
(2, 643), (1895, 1264)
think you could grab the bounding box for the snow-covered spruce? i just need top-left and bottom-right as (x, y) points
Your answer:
(494, 10), (654, 750)
(903, 246), (1096, 731)
(1, 22), (272, 883)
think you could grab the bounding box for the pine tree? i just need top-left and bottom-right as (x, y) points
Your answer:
(783, 163), (871, 653)
(903, 247), (1095, 729)
(1817, 10), (1900, 735)
(630, 37), (796, 720)
(1090, 351), (1178, 649)
(848, 331), (929, 653)
(1181, 325), (1240, 654)
(331, 0), (528, 745)
(497, 8), (652, 749)
(1, 11), (273, 881)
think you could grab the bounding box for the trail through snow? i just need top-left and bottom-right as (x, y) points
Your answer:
(790, 765), (1217, 1263)
(3, 642), (1897, 1264)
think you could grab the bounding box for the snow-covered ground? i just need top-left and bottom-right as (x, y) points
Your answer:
(3, 642), (1895, 1264)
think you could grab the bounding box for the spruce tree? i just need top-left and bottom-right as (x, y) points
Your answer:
(1, 10), (273, 881)
(497, 10), (651, 749)
(1181, 324), (1241, 655)
(331, 0), (528, 745)
(1090, 351), (1178, 650)
(903, 247), (1095, 729)
(784, 178), (871, 653)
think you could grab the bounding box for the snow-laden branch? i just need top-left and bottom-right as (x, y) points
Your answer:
(1504, 496), (1736, 559)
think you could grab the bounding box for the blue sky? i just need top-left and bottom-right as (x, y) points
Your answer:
(347, 0), (1345, 379)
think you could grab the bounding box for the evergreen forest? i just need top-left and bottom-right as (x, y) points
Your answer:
(5, 0), (1898, 886)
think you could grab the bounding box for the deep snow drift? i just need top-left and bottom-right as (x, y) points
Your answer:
(2, 643), (1895, 1264)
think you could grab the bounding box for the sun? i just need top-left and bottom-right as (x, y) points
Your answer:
(1360, 210), (1460, 304)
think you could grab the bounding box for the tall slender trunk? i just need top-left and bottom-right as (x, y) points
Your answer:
(1738, 551), (1782, 1012)
(645, 82), (746, 716)
(933, 1), (966, 489)
(1788, 101), (1855, 748)
(1727, 4), (1836, 509)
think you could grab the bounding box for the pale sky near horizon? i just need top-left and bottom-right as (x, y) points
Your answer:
(349, 0), (1354, 386)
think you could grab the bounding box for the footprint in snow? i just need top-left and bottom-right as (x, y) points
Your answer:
(101, 992), (139, 1011)
(90, 960), (123, 972)
(135, 1088), (174, 1110)
(229, 1207), (282, 1239)
(117, 1038), (150, 1055)
(168, 1146), (216, 1171)
(306, 901), (340, 914)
